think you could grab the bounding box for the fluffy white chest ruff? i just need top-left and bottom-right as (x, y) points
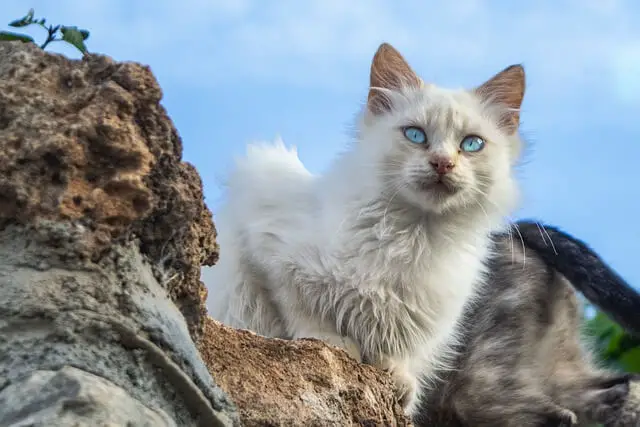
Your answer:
(315, 218), (489, 362)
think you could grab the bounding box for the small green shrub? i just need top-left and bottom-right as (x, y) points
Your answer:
(586, 309), (640, 373)
(1, 8), (89, 55)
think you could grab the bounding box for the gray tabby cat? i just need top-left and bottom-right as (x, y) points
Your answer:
(416, 220), (640, 427)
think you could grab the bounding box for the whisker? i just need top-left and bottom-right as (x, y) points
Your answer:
(534, 222), (548, 246)
(537, 221), (558, 255)
(474, 200), (490, 222)
(510, 222), (526, 269)
(509, 226), (515, 265)
(381, 182), (405, 232)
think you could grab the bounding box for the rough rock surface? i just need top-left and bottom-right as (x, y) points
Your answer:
(0, 40), (411, 427)
(0, 40), (216, 341)
(0, 367), (178, 426)
(200, 318), (411, 426)
(0, 41), (235, 426)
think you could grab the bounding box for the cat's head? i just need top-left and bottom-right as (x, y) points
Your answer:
(357, 43), (524, 217)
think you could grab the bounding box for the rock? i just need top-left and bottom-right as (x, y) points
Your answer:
(200, 318), (411, 426)
(0, 40), (410, 427)
(0, 41), (236, 427)
(0, 366), (177, 426)
(0, 227), (238, 427)
(0, 40), (216, 341)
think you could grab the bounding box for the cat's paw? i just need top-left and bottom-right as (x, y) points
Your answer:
(323, 334), (362, 363)
(391, 368), (419, 415)
(580, 374), (638, 426)
(604, 376), (640, 427)
(294, 329), (362, 362)
(592, 380), (630, 422)
(538, 407), (578, 427)
(377, 357), (419, 415)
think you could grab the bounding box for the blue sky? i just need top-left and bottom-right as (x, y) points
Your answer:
(6, 0), (640, 288)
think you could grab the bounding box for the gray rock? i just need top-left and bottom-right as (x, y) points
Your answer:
(0, 366), (177, 427)
(0, 224), (239, 427)
(0, 41), (238, 427)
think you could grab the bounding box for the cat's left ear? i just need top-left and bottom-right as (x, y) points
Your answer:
(474, 65), (525, 133)
(367, 43), (422, 115)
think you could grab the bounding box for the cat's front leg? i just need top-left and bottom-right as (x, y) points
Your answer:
(276, 256), (362, 362)
(581, 374), (640, 427)
(376, 354), (420, 416)
(293, 323), (362, 362)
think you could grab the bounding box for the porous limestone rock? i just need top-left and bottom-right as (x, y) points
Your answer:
(0, 40), (217, 341)
(0, 40), (410, 427)
(0, 367), (177, 426)
(0, 40), (235, 427)
(200, 318), (411, 426)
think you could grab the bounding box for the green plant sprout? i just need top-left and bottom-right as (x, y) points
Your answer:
(0, 9), (89, 55)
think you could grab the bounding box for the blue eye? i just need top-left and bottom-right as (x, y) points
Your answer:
(460, 135), (485, 152)
(403, 126), (426, 144)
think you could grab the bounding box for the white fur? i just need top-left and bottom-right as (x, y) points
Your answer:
(202, 82), (522, 415)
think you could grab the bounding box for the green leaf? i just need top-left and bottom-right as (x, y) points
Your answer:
(8, 18), (30, 28)
(618, 347), (640, 373)
(585, 308), (640, 374)
(0, 31), (35, 43)
(8, 8), (35, 27)
(601, 328), (626, 361)
(60, 26), (88, 54)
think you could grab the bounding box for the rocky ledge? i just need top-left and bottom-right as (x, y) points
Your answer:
(0, 41), (409, 426)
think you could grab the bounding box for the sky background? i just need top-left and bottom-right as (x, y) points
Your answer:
(5, 0), (640, 288)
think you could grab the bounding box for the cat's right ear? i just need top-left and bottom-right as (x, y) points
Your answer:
(367, 43), (422, 115)
(474, 65), (526, 133)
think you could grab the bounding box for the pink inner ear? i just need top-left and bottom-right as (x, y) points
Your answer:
(367, 44), (421, 115)
(475, 65), (525, 132)
(367, 90), (392, 116)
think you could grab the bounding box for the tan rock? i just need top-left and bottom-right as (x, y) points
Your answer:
(0, 40), (217, 341)
(0, 40), (411, 427)
(200, 317), (411, 426)
(0, 40), (233, 426)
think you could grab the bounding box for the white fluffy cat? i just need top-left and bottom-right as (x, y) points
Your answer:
(202, 43), (526, 415)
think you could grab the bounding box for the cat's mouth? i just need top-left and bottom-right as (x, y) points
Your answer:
(416, 177), (460, 195)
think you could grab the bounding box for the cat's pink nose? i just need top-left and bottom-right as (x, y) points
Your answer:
(429, 156), (455, 175)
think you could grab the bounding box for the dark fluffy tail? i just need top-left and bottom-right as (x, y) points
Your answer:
(514, 220), (640, 337)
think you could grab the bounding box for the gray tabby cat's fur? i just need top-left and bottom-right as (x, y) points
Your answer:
(417, 220), (640, 427)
